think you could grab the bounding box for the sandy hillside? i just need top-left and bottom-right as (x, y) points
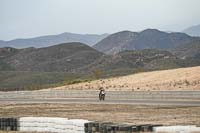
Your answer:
(54, 66), (200, 91)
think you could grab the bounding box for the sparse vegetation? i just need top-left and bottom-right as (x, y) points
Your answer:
(92, 69), (103, 79)
(0, 71), (90, 91)
(65, 66), (200, 91)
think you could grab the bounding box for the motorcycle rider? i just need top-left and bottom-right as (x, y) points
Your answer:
(99, 87), (106, 100)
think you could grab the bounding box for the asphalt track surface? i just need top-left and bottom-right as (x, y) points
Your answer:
(0, 90), (200, 106)
(0, 98), (200, 106)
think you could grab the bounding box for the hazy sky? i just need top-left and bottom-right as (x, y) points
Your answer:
(1, 0), (200, 40)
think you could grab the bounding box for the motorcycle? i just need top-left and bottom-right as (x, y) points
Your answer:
(99, 90), (106, 101)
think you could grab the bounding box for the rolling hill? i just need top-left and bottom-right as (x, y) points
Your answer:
(0, 42), (104, 90)
(78, 49), (179, 74)
(0, 32), (108, 48)
(0, 42), (103, 72)
(93, 29), (198, 54)
(171, 40), (200, 59)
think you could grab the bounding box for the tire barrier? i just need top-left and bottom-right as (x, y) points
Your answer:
(0, 118), (18, 131)
(153, 125), (200, 133)
(84, 122), (161, 133)
(84, 122), (200, 133)
(0, 117), (200, 132)
(19, 117), (91, 133)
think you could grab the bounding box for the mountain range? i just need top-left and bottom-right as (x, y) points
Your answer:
(1, 39), (200, 73)
(93, 29), (198, 54)
(1, 29), (200, 73)
(183, 24), (200, 37)
(0, 32), (108, 48)
(0, 29), (200, 90)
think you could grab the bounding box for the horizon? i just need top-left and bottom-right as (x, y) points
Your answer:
(1, 0), (200, 40)
(0, 32), (110, 41)
(0, 28), (192, 42)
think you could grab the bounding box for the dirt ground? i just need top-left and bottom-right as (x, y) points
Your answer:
(0, 103), (200, 126)
(52, 66), (200, 91)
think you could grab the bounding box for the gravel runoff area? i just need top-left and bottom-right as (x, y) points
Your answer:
(0, 103), (200, 126)
(0, 103), (200, 133)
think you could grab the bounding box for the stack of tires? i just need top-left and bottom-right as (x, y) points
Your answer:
(19, 117), (91, 133)
(68, 119), (91, 133)
(0, 118), (18, 131)
(153, 125), (200, 132)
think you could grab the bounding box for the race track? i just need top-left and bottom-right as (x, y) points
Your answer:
(0, 90), (200, 106)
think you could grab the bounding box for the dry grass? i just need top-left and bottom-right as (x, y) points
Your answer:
(52, 66), (200, 91)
